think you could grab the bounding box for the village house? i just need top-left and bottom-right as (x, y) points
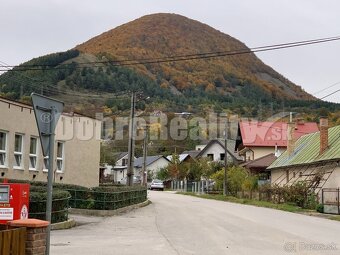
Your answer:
(110, 152), (129, 182)
(134, 155), (170, 179)
(235, 119), (319, 161)
(110, 154), (170, 183)
(196, 139), (243, 165)
(268, 118), (340, 199)
(0, 97), (101, 187)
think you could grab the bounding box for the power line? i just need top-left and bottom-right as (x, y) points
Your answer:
(0, 61), (131, 99)
(2, 36), (338, 67)
(319, 88), (340, 100)
(313, 81), (340, 95)
(1, 35), (340, 72)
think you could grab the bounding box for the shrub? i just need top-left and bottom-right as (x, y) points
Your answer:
(259, 182), (319, 209)
(316, 204), (324, 213)
(29, 190), (70, 224)
(91, 186), (147, 210)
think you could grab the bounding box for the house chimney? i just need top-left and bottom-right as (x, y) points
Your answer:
(319, 117), (329, 155)
(287, 122), (295, 156)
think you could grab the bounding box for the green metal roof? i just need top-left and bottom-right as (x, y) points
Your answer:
(268, 125), (340, 169)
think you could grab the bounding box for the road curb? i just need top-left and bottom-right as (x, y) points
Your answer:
(51, 218), (76, 230)
(68, 200), (151, 217)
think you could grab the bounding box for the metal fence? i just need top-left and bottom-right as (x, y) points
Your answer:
(66, 188), (147, 210)
(321, 188), (340, 214)
(171, 180), (215, 194)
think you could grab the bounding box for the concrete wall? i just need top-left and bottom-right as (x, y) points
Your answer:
(0, 98), (101, 188)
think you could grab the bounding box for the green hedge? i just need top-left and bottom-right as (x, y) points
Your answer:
(91, 189), (147, 210)
(29, 190), (70, 224)
(66, 185), (147, 210)
(1, 179), (147, 214)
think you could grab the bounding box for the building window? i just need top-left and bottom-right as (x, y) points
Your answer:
(56, 142), (64, 172)
(0, 131), (8, 167)
(286, 170), (289, 184)
(220, 153), (225, 161)
(29, 137), (38, 170)
(14, 134), (24, 168)
(122, 158), (128, 166)
(207, 154), (214, 161)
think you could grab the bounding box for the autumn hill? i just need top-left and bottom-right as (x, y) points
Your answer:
(0, 13), (339, 118)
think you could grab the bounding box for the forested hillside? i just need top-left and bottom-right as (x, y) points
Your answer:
(0, 13), (339, 120)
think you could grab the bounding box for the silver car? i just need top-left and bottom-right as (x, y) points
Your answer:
(150, 179), (164, 191)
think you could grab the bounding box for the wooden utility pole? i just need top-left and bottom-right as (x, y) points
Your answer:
(223, 120), (228, 196)
(127, 92), (136, 186)
(142, 126), (149, 186)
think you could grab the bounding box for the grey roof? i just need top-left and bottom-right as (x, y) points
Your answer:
(182, 150), (200, 159)
(112, 152), (128, 161)
(241, 153), (277, 169)
(166, 154), (191, 162)
(134, 155), (170, 168)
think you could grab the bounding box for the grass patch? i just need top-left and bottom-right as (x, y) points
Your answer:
(329, 215), (340, 221)
(177, 192), (308, 213)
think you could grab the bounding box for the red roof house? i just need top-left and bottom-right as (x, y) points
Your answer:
(236, 119), (319, 161)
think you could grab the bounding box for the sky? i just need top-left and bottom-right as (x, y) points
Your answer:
(1, 0), (339, 103)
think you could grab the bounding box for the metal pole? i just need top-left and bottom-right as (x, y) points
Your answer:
(223, 120), (228, 196)
(142, 127), (148, 186)
(127, 92), (136, 186)
(46, 108), (55, 255)
(337, 188), (340, 214)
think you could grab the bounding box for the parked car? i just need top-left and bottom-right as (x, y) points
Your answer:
(118, 176), (141, 185)
(150, 179), (164, 191)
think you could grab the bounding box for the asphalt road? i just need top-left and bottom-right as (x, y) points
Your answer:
(51, 191), (340, 255)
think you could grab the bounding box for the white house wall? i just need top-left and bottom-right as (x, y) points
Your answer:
(200, 142), (234, 162)
(134, 157), (170, 178)
(271, 163), (340, 191)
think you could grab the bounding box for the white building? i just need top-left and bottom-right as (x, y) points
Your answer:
(196, 139), (243, 164)
(134, 155), (170, 179)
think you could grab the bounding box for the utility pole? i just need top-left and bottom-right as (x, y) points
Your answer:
(127, 92), (136, 186)
(142, 125), (149, 186)
(223, 120), (228, 196)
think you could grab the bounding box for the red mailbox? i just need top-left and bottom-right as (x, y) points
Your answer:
(0, 183), (30, 224)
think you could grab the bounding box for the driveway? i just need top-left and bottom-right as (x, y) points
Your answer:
(51, 191), (340, 255)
